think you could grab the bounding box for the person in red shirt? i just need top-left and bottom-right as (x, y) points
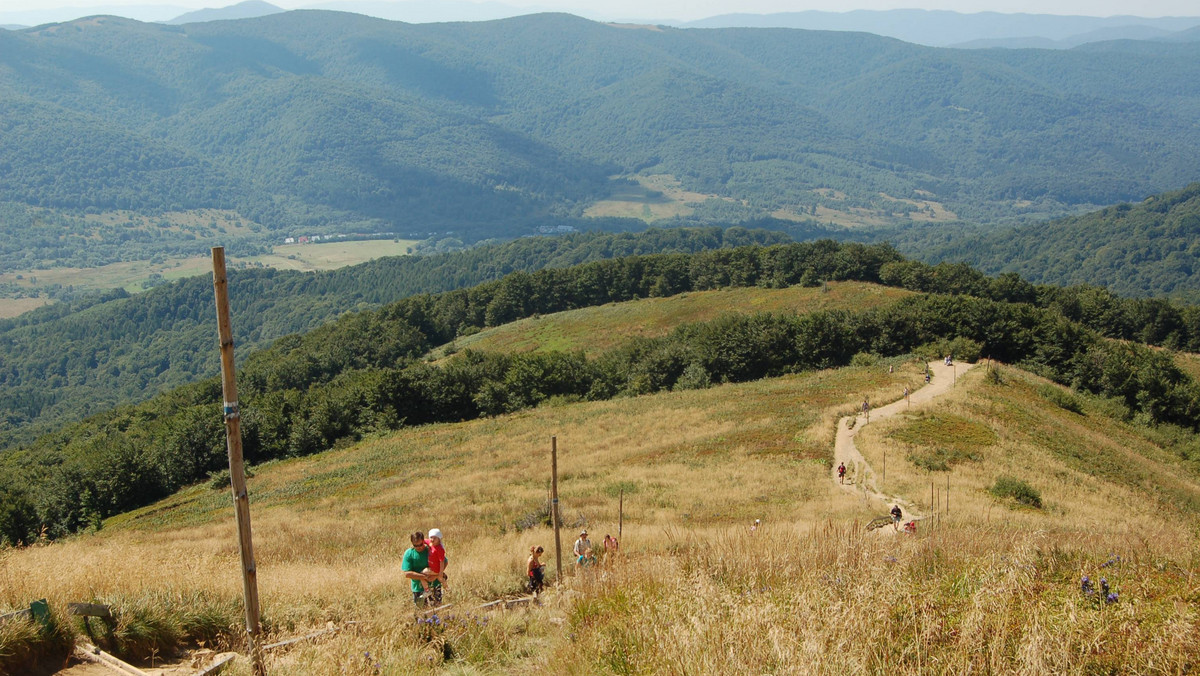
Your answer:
(423, 528), (448, 605)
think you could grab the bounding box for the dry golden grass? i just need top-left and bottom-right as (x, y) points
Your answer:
(4, 361), (1200, 674)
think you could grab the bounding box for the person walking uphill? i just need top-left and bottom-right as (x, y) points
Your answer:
(573, 530), (592, 570)
(401, 531), (440, 607)
(837, 462), (846, 484)
(890, 505), (903, 532)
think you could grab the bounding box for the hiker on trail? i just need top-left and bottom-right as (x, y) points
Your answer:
(573, 530), (592, 569)
(577, 547), (598, 569)
(904, 386), (910, 402)
(603, 534), (619, 563)
(422, 528), (448, 604)
(750, 518), (760, 534)
(925, 371), (931, 384)
(527, 546), (546, 594)
(401, 531), (440, 607)
(862, 397), (870, 422)
(837, 462), (846, 484)
(890, 505), (903, 532)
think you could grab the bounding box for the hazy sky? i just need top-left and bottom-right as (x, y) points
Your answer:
(3, 0), (1199, 19)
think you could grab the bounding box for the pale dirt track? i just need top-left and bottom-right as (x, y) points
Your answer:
(833, 361), (976, 528)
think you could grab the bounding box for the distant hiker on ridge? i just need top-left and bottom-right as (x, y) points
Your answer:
(837, 462), (847, 484)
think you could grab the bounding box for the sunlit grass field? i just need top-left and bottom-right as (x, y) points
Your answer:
(0, 239), (417, 316)
(3, 357), (1198, 674)
(433, 282), (914, 358)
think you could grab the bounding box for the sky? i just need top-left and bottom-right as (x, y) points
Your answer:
(2, 0), (1198, 25)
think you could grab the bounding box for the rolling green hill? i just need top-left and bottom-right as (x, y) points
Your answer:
(3, 11), (1200, 246)
(896, 182), (1200, 299)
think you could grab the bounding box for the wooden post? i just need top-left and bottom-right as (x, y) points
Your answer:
(551, 436), (562, 585)
(618, 489), (624, 541)
(212, 247), (266, 676)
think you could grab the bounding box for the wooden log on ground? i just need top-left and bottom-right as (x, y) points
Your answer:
(418, 603), (454, 617)
(194, 652), (238, 676)
(262, 625), (340, 651)
(75, 642), (151, 676)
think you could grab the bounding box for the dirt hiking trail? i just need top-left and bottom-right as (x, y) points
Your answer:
(833, 360), (977, 527)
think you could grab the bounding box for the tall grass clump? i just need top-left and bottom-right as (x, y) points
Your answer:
(990, 476), (1043, 509)
(0, 610), (73, 675)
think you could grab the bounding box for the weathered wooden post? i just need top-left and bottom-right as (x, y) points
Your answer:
(551, 436), (562, 585)
(618, 489), (624, 542)
(212, 247), (265, 676)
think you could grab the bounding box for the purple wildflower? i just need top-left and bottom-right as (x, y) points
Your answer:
(1106, 592), (1118, 604)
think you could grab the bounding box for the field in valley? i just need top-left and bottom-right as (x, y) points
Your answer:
(0, 239), (419, 317)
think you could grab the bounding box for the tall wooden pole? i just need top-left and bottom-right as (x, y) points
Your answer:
(618, 489), (624, 541)
(212, 247), (265, 676)
(551, 436), (562, 585)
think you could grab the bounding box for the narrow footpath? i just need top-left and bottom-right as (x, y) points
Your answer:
(833, 360), (977, 523)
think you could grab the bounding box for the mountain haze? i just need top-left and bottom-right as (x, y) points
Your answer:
(3, 11), (1200, 241)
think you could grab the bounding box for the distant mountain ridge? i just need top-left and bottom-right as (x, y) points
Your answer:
(681, 9), (1200, 48)
(167, 0), (283, 24)
(4, 11), (1200, 241)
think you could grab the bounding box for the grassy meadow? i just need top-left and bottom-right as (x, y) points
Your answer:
(0, 239), (418, 317)
(433, 282), (913, 358)
(3, 357), (1199, 674)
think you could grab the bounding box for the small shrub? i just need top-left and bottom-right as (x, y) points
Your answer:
(1039, 385), (1084, 415)
(675, 363), (711, 391)
(850, 352), (881, 367)
(990, 475), (1042, 509)
(984, 367), (1004, 385)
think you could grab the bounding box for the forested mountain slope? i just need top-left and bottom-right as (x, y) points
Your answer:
(3, 12), (1200, 238)
(900, 182), (1200, 298)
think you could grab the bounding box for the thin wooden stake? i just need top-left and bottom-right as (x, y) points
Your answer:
(212, 247), (265, 676)
(551, 436), (562, 585)
(618, 489), (624, 542)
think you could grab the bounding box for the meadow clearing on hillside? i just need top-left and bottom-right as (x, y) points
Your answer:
(435, 282), (913, 358)
(0, 239), (418, 311)
(2, 361), (1198, 674)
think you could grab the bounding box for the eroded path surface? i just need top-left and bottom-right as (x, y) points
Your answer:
(833, 361), (977, 523)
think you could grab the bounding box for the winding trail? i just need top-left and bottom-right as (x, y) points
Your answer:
(833, 360), (977, 523)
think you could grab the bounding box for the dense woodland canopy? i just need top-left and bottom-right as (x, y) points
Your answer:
(3, 238), (1200, 546)
(2, 12), (1200, 241)
(884, 182), (1200, 300)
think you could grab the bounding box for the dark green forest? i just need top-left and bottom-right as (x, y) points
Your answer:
(878, 183), (1200, 299)
(0, 227), (790, 445)
(3, 240), (1200, 545)
(3, 12), (1200, 242)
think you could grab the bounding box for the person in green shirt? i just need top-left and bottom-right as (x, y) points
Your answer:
(402, 531), (439, 607)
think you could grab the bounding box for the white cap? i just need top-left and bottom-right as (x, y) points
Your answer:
(428, 528), (443, 539)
